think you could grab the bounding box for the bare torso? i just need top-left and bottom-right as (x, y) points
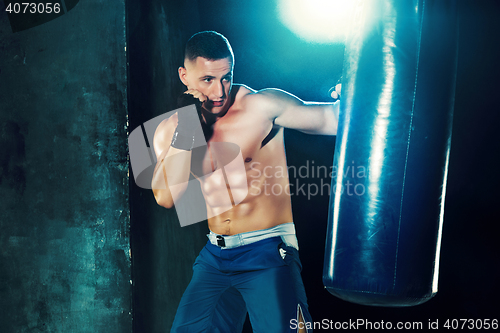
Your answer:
(166, 85), (293, 235)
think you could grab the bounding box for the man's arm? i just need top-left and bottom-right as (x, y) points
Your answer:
(247, 88), (339, 136)
(151, 116), (192, 209)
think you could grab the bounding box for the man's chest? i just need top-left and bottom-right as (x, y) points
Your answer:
(191, 109), (273, 176)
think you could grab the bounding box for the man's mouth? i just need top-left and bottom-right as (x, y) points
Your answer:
(211, 100), (224, 107)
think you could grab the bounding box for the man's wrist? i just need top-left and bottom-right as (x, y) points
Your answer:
(170, 128), (195, 151)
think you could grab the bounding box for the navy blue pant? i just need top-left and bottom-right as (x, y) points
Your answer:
(170, 236), (312, 332)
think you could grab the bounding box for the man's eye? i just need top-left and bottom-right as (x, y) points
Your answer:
(223, 77), (232, 82)
(203, 78), (212, 83)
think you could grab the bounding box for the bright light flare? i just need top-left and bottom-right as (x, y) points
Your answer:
(277, 0), (356, 43)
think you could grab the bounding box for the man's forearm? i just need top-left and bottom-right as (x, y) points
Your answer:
(151, 146), (192, 208)
(300, 101), (339, 136)
(322, 101), (339, 136)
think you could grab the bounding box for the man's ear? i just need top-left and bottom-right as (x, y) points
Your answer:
(178, 66), (189, 87)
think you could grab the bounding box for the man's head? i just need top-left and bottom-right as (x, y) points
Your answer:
(179, 31), (234, 114)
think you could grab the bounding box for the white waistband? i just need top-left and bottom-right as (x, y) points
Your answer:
(207, 222), (298, 250)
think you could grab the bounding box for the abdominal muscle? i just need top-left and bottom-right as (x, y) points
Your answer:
(200, 161), (293, 236)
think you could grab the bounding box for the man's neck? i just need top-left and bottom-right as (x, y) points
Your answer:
(201, 107), (220, 126)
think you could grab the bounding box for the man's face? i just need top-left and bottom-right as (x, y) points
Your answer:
(179, 56), (233, 114)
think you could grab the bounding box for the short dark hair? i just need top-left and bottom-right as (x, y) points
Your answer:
(184, 31), (234, 63)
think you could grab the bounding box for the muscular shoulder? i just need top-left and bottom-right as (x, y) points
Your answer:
(227, 84), (263, 115)
(239, 87), (298, 121)
(225, 85), (273, 122)
(232, 84), (256, 102)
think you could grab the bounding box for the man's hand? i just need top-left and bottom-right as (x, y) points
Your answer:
(180, 89), (210, 120)
(171, 93), (205, 151)
(176, 93), (202, 129)
(184, 89), (207, 103)
(330, 83), (342, 100)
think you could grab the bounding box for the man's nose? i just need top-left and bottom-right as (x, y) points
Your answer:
(212, 81), (224, 99)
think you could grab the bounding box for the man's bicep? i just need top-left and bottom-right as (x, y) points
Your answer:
(153, 116), (176, 159)
(247, 89), (337, 134)
(260, 90), (331, 133)
(248, 89), (301, 122)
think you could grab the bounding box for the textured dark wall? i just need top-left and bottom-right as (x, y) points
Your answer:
(0, 1), (131, 332)
(126, 1), (209, 332)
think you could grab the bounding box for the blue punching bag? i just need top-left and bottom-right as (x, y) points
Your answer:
(323, 0), (458, 306)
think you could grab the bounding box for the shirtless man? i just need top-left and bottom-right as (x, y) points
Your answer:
(151, 31), (339, 333)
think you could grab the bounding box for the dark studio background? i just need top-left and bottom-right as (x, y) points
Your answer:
(0, 0), (499, 332)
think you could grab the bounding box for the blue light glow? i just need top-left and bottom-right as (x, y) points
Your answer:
(277, 0), (356, 43)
